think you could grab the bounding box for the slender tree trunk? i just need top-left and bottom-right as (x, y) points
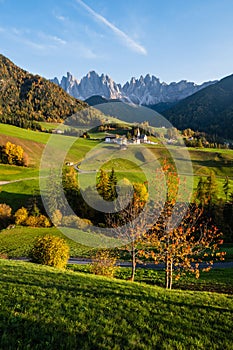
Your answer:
(165, 255), (169, 289)
(130, 245), (136, 281)
(169, 258), (173, 290)
(165, 256), (173, 289)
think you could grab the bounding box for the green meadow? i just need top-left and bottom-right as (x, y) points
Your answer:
(69, 263), (233, 294)
(0, 226), (94, 258)
(0, 259), (232, 350)
(0, 164), (39, 181)
(0, 123), (50, 143)
(0, 123), (232, 209)
(0, 122), (232, 348)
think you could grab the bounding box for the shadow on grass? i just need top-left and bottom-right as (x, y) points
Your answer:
(0, 191), (33, 211)
(1, 262), (233, 349)
(0, 310), (89, 350)
(2, 264), (232, 310)
(191, 158), (233, 172)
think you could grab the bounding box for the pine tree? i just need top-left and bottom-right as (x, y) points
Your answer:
(96, 169), (110, 201)
(108, 168), (117, 201)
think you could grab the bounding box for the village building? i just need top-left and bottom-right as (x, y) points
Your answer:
(104, 134), (117, 143)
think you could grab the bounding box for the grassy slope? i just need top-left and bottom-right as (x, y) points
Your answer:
(0, 123), (98, 165)
(69, 264), (233, 294)
(0, 227), (94, 258)
(0, 164), (39, 181)
(0, 124), (99, 209)
(0, 124), (232, 209)
(147, 146), (233, 198)
(1, 123), (232, 175)
(0, 179), (40, 210)
(0, 259), (232, 350)
(0, 123), (50, 143)
(0, 225), (232, 261)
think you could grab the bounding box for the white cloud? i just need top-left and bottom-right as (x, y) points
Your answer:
(41, 33), (67, 45)
(75, 0), (147, 55)
(51, 35), (67, 45)
(55, 15), (67, 22)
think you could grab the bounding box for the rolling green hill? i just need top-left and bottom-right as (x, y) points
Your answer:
(92, 100), (168, 127)
(0, 54), (87, 123)
(0, 259), (232, 349)
(0, 124), (232, 205)
(163, 74), (233, 140)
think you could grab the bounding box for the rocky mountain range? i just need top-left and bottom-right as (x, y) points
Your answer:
(51, 71), (216, 105)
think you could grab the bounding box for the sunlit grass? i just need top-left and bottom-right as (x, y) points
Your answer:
(0, 226), (92, 258)
(0, 259), (232, 350)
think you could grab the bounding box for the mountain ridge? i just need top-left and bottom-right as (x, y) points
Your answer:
(163, 74), (233, 140)
(51, 71), (216, 105)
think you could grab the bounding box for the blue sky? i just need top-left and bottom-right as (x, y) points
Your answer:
(0, 0), (233, 84)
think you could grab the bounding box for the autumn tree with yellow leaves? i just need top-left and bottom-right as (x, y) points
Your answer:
(142, 160), (225, 289)
(0, 141), (27, 166)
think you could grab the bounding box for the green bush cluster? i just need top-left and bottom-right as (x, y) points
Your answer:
(30, 235), (70, 269)
(14, 207), (51, 227)
(91, 250), (118, 278)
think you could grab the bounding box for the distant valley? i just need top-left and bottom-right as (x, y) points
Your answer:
(52, 70), (233, 140)
(0, 53), (233, 140)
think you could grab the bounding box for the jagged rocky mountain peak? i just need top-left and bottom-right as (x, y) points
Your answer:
(52, 70), (216, 105)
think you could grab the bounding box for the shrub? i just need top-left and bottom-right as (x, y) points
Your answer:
(15, 207), (28, 225)
(30, 235), (70, 269)
(0, 252), (8, 259)
(25, 215), (39, 227)
(25, 214), (51, 227)
(90, 250), (118, 278)
(61, 215), (76, 227)
(36, 215), (51, 228)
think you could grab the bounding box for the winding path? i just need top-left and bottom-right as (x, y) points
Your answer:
(0, 176), (48, 186)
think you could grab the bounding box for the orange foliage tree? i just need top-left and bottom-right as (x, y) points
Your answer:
(142, 160), (225, 289)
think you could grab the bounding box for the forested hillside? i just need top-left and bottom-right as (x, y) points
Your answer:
(164, 74), (233, 140)
(0, 54), (87, 125)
